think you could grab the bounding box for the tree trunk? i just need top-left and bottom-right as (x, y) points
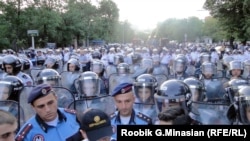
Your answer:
(229, 36), (235, 49)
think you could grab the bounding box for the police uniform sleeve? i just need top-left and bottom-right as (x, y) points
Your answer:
(22, 74), (33, 86)
(136, 112), (153, 125)
(15, 123), (33, 141)
(64, 108), (77, 114)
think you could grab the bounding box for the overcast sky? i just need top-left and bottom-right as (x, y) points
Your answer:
(112, 0), (210, 30)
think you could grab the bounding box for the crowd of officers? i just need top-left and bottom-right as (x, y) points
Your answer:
(0, 43), (250, 140)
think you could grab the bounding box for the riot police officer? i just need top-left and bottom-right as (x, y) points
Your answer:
(36, 68), (61, 87)
(2, 55), (33, 86)
(0, 76), (24, 102)
(110, 83), (152, 140)
(133, 74), (158, 123)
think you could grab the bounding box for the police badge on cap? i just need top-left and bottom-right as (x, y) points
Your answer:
(41, 89), (47, 95)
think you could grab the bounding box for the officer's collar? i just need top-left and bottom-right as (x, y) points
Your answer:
(116, 109), (136, 124)
(35, 109), (67, 132)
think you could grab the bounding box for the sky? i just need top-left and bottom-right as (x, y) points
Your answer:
(112, 0), (210, 30)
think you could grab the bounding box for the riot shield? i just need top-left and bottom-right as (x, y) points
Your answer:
(60, 71), (80, 94)
(242, 63), (250, 79)
(152, 65), (169, 76)
(0, 71), (7, 80)
(0, 100), (24, 128)
(104, 65), (117, 79)
(53, 86), (75, 108)
(62, 63), (68, 72)
(30, 68), (42, 82)
(154, 74), (167, 88)
(186, 65), (195, 76)
(216, 60), (224, 72)
(204, 79), (226, 101)
(57, 59), (64, 73)
(191, 101), (230, 125)
(108, 73), (135, 94)
(19, 86), (75, 124)
(133, 103), (157, 123)
(68, 95), (116, 116)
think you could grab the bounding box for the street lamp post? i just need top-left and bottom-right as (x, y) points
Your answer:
(87, 19), (94, 47)
(123, 22), (125, 44)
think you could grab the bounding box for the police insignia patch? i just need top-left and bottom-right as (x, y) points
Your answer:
(94, 116), (100, 122)
(41, 89), (47, 95)
(33, 134), (44, 141)
(121, 89), (125, 94)
(22, 75), (28, 79)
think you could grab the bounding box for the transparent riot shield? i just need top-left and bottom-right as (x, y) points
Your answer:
(60, 71), (80, 94)
(186, 65), (195, 76)
(133, 103), (157, 123)
(104, 65), (117, 79)
(190, 101), (230, 125)
(216, 60), (224, 72)
(0, 71), (6, 80)
(0, 100), (24, 128)
(19, 86), (75, 124)
(204, 79), (226, 102)
(153, 65), (169, 76)
(68, 95), (116, 116)
(57, 59), (64, 73)
(30, 68), (42, 82)
(53, 86), (75, 108)
(242, 62), (250, 79)
(154, 74), (168, 88)
(108, 73), (135, 94)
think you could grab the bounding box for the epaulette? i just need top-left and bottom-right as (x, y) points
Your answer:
(136, 112), (152, 124)
(64, 108), (77, 114)
(110, 113), (116, 119)
(15, 123), (33, 141)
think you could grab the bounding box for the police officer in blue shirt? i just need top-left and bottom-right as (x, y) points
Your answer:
(15, 84), (82, 141)
(110, 83), (152, 140)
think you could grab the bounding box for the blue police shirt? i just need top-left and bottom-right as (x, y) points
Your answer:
(110, 109), (152, 140)
(15, 108), (82, 141)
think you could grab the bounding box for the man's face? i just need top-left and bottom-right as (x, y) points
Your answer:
(4, 65), (13, 75)
(43, 80), (57, 87)
(0, 122), (17, 141)
(92, 65), (102, 74)
(114, 92), (135, 117)
(69, 64), (76, 72)
(175, 63), (184, 73)
(190, 89), (201, 102)
(83, 82), (96, 96)
(32, 93), (58, 122)
(203, 73), (213, 79)
(138, 88), (152, 103)
(46, 63), (54, 68)
(231, 69), (241, 77)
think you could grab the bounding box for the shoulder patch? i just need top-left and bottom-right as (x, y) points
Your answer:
(22, 74), (28, 79)
(64, 108), (77, 114)
(136, 112), (152, 124)
(15, 123), (33, 141)
(110, 113), (116, 119)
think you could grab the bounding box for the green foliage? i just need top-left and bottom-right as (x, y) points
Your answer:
(204, 0), (250, 44)
(0, 0), (239, 48)
(0, 0), (120, 48)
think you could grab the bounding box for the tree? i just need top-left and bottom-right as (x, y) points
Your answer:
(98, 0), (119, 43)
(202, 16), (226, 42)
(204, 0), (250, 45)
